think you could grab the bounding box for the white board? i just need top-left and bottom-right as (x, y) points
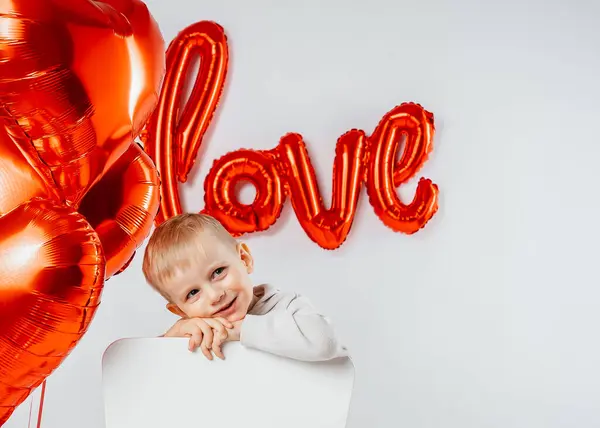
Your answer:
(102, 338), (355, 428)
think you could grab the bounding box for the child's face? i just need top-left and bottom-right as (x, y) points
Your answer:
(161, 230), (254, 322)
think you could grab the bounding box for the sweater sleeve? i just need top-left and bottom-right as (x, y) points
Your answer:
(240, 291), (349, 362)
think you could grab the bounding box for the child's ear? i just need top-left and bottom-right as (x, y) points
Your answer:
(166, 303), (186, 318)
(237, 242), (254, 274)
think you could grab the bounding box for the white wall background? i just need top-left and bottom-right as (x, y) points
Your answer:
(6, 0), (600, 427)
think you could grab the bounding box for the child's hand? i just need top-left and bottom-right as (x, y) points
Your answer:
(225, 320), (244, 342)
(163, 317), (233, 360)
(209, 319), (243, 360)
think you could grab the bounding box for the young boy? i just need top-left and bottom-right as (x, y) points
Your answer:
(142, 213), (348, 362)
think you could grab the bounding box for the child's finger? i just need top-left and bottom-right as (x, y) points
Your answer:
(200, 341), (213, 360)
(214, 317), (233, 329)
(205, 319), (227, 337)
(196, 322), (214, 349)
(212, 343), (224, 360)
(212, 337), (225, 360)
(188, 333), (201, 352)
(194, 321), (214, 360)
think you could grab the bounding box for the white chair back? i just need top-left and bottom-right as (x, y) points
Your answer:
(102, 338), (355, 428)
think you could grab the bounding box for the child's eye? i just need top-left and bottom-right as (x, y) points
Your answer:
(211, 267), (226, 280)
(186, 289), (200, 300)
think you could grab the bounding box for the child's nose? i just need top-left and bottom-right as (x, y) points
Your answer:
(206, 286), (225, 303)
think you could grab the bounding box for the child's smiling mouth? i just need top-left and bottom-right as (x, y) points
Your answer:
(213, 297), (237, 317)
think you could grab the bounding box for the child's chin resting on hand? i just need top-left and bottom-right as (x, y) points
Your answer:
(142, 213), (348, 362)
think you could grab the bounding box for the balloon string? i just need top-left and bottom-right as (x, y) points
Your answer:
(27, 394), (33, 428)
(36, 381), (46, 428)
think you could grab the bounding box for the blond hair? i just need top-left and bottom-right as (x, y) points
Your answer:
(142, 213), (237, 298)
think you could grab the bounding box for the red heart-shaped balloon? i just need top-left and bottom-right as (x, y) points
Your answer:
(0, 0), (164, 423)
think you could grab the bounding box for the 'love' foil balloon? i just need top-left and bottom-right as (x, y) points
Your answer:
(0, 0), (165, 423)
(144, 21), (438, 251)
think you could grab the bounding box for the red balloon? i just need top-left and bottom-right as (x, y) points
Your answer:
(144, 20), (228, 225)
(194, 103), (437, 249)
(274, 131), (369, 249)
(203, 150), (283, 234)
(79, 143), (161, 276)
(366, 103), (439, 234)
(0, 0), (164, 423)
(0, 199), (104, 413)
(144, 20), (439, 250)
